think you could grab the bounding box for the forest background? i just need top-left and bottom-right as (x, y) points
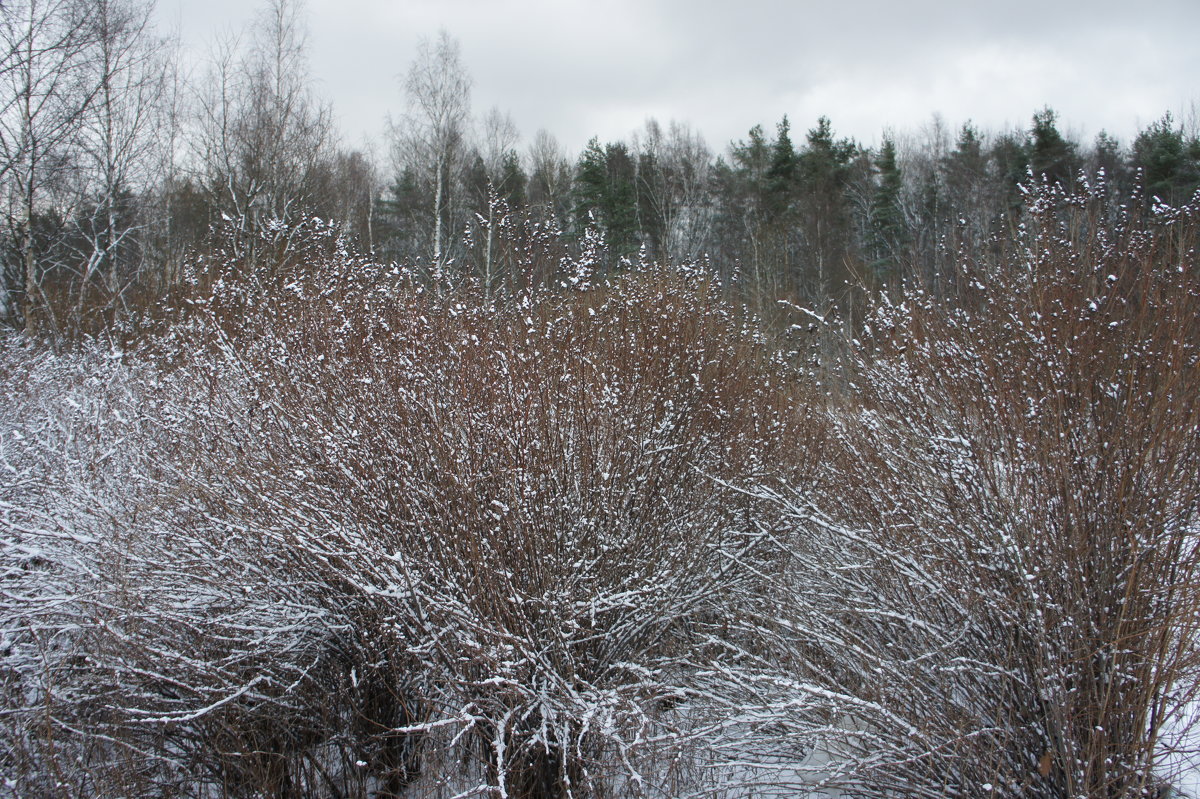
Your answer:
(2, 0), (1198, 337)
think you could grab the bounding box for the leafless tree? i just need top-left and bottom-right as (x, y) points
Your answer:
(526, 127), (570, 224)
(635, 117), (715, 264)
(191, 0), (333, 262)
(0, 0), (99, 335)
(392, 29), (471, 273)
(471, 106), (520, 295)
(325, 146), (378, 251)
(480, 105), (518, 181)
(63, 0), (174, 327)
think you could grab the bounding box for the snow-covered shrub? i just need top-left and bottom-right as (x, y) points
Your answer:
(167, 256), (806, 796)
(763, 180), (1200, 797)
(18, 182), (1196, 798)
(2, 210), (813, 798)
(0, 334), (362, 797)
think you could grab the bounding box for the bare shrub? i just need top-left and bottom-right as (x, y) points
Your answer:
(171, 255), (807, 796)
(760, 179), (1200, 797)
(16, 181), (1195, 798)
(2, 212), (814, 797)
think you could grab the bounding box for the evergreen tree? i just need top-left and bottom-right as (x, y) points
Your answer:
(1029, 107), (1078, 187)
(766, 115), (798, 218)
(463, 148), (526, 220)
(1089, 130), (1132, 197)
(801, 117), (858, 185)
(463, 151), (492, 216)
(938, 121), (1003, 246)
(1133, 113), (1200, 205)
(710, 124), (771, 285)
(797, 117), (859, 299)
(377, 166), (431, 262)
(603, 142), (639, 259)
(497, 151), (527, 209)
(943, 122), (987, 205)
(570, 138), (639, 263)
(572, 138), (608, 232)
(868, 136), (906, 278)
(723, 124), (771, 225)
(990, 130), (1029, 212)
(724, 123), (772, 221)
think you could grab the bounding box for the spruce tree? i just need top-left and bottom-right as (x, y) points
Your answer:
(869, 136), (907, 278)
(570, 138), (640, 264)
(1133, 113), (1200, 205)
(602, 142), (640, 259)
(377, 166), (433, 262)
(572, 138), (608, 234)
(1029, 106), (1078, 187)
(766, 116), (798, 219)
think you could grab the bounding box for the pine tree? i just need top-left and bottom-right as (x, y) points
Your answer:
(766, 115), (798, 219)
(1029, 106), (1078, 187)
(869, 136), (906, 279)
(1133, 113), (1200, 205)
(725, 123), (771, 214)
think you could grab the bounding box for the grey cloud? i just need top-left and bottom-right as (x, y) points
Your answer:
(161, 0), (1200, 158)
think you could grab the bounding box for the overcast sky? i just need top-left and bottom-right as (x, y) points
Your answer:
(156, 0), (1200, 159)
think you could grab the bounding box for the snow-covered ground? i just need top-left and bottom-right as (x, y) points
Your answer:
(1163, 703), (1200, 797)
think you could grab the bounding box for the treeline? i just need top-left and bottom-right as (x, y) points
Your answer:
(2, 0), (1199, 339)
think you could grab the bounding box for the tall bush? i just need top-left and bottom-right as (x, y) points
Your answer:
(2, 223), (812, 797)
(766, 178), (1200, 797)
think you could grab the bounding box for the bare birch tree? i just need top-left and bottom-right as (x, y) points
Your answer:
(192, 0), (332, 262)
(393, 29), (470, 274)
(475, 106), (518, 294)
(0, 0), (99, 334)
(635, 118), (715, 264)
(480, 105), (518, 182)
(527, 127), (571, 224)
(65, 0), (173, 326)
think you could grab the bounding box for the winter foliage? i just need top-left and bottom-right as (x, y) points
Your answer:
(1, 179), (1199, 798)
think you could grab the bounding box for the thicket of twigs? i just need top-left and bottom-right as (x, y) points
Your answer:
(2, 180), (1199, 798)
(755, 178), (1200, 798)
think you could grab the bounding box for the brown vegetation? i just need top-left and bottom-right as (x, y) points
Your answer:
(2, 180), (1199, 798)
